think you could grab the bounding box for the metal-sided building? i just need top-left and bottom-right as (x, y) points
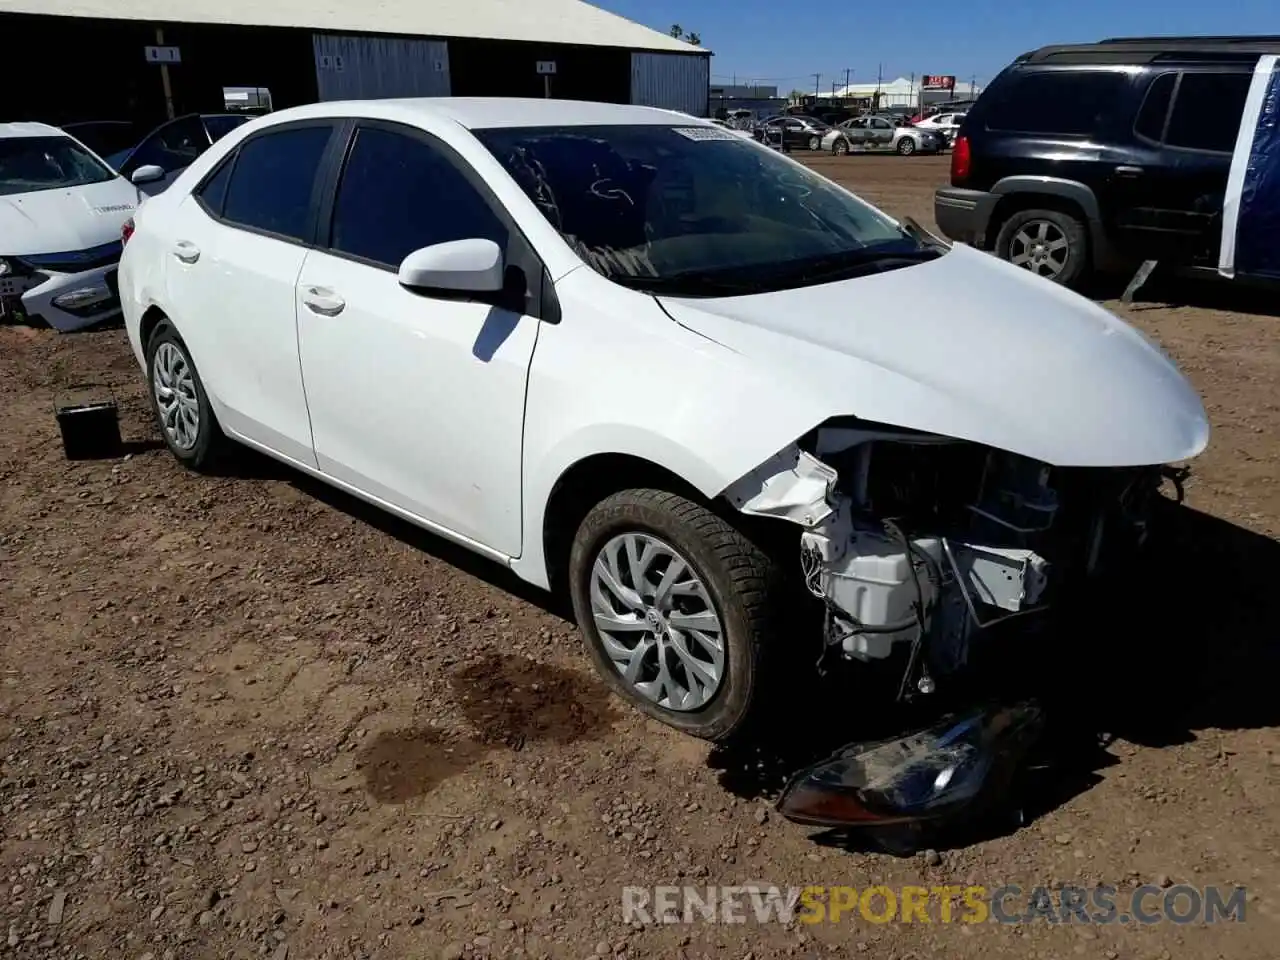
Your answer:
(0, 0), (710, 127)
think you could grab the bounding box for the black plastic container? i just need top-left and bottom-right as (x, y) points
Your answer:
(55, 393), (122, 461)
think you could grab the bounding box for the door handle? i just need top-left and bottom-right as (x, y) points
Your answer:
(1115, 165), (1144, 177)
(172, 240), (200, 264)
(302, 286), (346, 317)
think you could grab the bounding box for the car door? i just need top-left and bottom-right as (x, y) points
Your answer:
(783, 118), (808, 148)
(294, 121), (543, 556)
(1106, 68), (1254, 264)
(161, 121), (340, 465)
(118, 115), (211, 194)
(868, 117), (895, 147)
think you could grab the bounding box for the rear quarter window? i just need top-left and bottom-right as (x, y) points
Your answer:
(983, 69), (1129, 136)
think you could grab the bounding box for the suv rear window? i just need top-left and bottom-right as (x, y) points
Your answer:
(985, 70), (1127, 135)
(1164, 72), (1253, 153)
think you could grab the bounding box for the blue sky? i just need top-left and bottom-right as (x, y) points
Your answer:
(601, 0), (1277, 93)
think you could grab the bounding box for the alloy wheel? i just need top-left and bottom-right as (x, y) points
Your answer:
(1009, 220), (1071, 279)
(589, 532), (726, 712)
(152, 341), (200, 450)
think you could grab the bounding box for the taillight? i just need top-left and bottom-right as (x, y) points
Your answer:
(950, 134), (971, 184)
(121, 217), (135, 246)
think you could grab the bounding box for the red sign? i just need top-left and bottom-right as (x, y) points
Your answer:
(922, 74), (956, 91)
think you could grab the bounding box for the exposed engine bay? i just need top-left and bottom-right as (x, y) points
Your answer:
(724, 420), (1182, 698)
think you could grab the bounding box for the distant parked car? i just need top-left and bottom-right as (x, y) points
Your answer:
(107, 113), (253, 195)
(823, 116), (945, 155)
(756, 115), (830, 150)
(0, 122), (145, 331)
(913, 111), (967, 145)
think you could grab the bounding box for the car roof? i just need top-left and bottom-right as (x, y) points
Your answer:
(0, 121), (68, 140)
(1020, 35), (1280, 65)
(255, 98), (707, 131)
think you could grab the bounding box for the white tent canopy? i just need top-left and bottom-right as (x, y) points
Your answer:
(818, 76), (982, 102)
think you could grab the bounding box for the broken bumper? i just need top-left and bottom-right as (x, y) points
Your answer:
(0, 250), (123, 332)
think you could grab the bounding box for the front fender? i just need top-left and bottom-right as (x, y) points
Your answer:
(509, 270), (842, 589)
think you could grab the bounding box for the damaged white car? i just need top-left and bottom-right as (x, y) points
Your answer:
(0, 122), (152, 331)
(118, 99), (1209, 741)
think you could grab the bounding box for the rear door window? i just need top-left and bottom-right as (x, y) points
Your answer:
(1163, 72), (1254, 153)
(985, 70), (1127, 135)
(220, 124), (335, 243)
(1134, 72), (1177, 141)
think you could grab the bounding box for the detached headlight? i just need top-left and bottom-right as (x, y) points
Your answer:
(776, 701), (1043, 829)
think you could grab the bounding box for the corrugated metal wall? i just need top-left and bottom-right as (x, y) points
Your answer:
(630, 52), (710, 116)
(312, 34), (450, 100)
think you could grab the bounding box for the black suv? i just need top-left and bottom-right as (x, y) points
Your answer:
(935, 36), (1280, 287)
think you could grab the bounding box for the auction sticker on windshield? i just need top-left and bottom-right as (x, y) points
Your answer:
(672, 126), (742, 141)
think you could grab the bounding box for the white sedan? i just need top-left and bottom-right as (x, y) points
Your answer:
(118, 98), (1208, 742)
(0, 122), (163, 331)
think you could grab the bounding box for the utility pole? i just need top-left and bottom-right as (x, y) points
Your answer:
(875, 63), (882, 110)
(844, 67), (850, 96)
(813, 73), (821, 97)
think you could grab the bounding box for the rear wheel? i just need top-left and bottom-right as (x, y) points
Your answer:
(995, 208), (1089, 286)
(568, 488), (783, 742)
(145, 320), (229, 471)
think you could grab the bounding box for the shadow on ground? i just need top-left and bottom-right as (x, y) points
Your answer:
(708, 502), (1280, 851)
(210, 447), (573, 620)
(1125, 271), (1280, 319)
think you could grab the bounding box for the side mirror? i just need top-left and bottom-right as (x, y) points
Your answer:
(397, 239), (504, 294)
(130, 164), (165, 185)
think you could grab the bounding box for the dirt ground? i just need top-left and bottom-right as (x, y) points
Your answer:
(2, 153), (1279, 960)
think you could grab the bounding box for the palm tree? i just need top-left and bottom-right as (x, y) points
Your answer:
(669, 24), (701, 45)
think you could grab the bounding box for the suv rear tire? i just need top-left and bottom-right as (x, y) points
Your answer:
(994, 208), (1089, 286)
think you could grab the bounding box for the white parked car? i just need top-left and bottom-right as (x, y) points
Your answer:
(0, 121), (160, 331)
(118, 99), (1209, 742)
(914, 111), (967, 144)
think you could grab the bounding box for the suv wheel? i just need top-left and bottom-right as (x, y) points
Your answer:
(567, 488), (781, 742)
(995, 209), (1088, 286)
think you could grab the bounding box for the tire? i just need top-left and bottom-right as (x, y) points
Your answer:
(896, 137), (916, 156)
(832, 138), (849, 156)
(994, 208), (1089, 287)
(568, 488), (782, 742)
(144, 319), (228, 471)
(808, 135), (821, 151)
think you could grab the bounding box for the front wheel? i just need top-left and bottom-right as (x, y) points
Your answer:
(568, 489), (782, 742)
(896, 136), (916, 155)
(994, 208), (1089, 286)
(832, 138), (849, 156)
(808, 135), (821, 151)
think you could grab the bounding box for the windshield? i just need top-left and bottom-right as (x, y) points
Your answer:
(0, 135), (116, 196)
(475, 124), (937, 296)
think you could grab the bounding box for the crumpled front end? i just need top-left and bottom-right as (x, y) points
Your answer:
(724, 420), (1180, 696)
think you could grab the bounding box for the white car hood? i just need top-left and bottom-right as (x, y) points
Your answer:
(658, 243), (1209, 468)
(0, 178), (139, 257)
